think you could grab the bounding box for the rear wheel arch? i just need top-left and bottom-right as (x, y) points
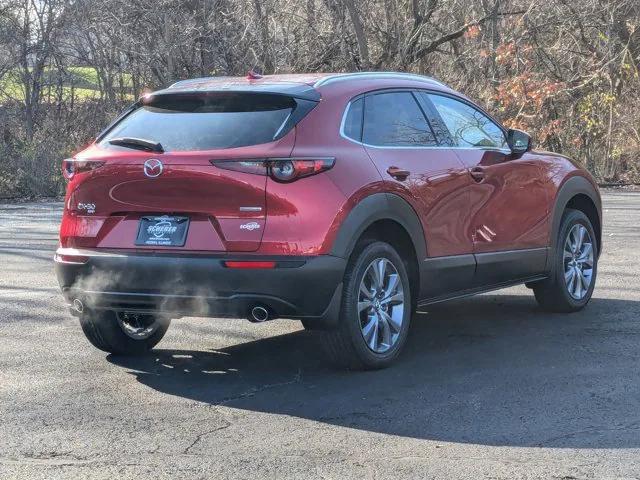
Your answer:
(547, 176), (602, 272)
(356, 219), (420, 310)
(330, 193), (426, 305)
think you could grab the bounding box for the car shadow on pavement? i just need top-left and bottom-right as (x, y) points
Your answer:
(109, 293), (640, 448)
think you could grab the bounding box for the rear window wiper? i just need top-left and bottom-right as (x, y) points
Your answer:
(108, 137), (164, 153)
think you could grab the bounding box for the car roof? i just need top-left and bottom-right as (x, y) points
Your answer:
(148, 72), (456, 102)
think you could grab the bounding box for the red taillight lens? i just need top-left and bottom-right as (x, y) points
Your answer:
(211, 157), (335, 182)
(62, 158), (105, 180)
(269, 158), (335, 182)
(224, 261), (276, 269)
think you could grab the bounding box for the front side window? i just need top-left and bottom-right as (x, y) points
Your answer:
(426, 94), (507, 149)
(362, 92), (436, 147)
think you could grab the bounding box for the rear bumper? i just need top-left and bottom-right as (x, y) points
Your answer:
(55, 248), (345, 326)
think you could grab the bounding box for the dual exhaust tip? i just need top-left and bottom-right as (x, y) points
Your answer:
(73, 298), (84, 314)
(248, 305), (271, 323)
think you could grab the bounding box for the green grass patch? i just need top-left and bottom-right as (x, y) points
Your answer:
(0, 66), (134, 102)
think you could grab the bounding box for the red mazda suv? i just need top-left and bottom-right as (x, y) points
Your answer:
(55, 72), (601, 369)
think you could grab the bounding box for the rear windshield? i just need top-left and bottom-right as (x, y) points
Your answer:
(100, 92), (296, 151)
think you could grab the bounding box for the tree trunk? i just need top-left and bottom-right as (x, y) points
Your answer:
(343, 0), (370, 69)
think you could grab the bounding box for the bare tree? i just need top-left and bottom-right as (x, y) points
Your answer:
(1, 0), (640, 198)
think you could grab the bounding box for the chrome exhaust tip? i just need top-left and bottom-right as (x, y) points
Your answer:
(248, 306), (270, 323)
(72, 298), (84, 314)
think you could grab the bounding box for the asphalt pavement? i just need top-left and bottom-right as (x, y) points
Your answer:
(1, 191), (639, 479)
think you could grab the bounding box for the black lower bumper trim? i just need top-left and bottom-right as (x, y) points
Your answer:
(55, 251), (346, 326)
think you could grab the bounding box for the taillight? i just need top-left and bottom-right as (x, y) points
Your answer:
(62, 158), (105, 180)
(213, 160), (267, 176)
(269, 158), (335, 182)
(211, 157), (335, 182)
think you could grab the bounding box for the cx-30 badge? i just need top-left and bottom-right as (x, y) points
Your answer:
(143, 158), (163, 178)
(240, 221), (261, 231)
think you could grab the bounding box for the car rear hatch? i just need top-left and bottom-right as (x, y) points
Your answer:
(63, 87), (319, 252)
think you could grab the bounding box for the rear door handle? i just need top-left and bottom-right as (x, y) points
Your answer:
(387, 166), (411, 180)
(469, 167), (485, 182)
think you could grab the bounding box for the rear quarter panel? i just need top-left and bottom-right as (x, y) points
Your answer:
(258, 84), (383, 256)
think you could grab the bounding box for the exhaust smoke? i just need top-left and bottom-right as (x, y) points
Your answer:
(69, 265), (221, 319)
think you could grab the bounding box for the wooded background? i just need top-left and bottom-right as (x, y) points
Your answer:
(1, 0), (639, 198)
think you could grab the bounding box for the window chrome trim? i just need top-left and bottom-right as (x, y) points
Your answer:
(339, 98), (511, 153)
(315, 72), (447, 88)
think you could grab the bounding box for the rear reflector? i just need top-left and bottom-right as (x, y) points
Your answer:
(224, 261), (276, 269)
(59, 214), (106, 248)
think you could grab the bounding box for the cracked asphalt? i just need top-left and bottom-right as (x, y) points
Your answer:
(1, 191), (639, 479)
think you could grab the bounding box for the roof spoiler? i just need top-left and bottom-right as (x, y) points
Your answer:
(154, 80), (321, 102)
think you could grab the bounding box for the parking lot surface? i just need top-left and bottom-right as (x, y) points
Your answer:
(1, 191), (639, 479)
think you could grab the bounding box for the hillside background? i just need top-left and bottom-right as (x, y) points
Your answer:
(1, 0), (639, 198)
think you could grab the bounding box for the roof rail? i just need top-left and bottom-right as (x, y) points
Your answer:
(313, 72), (447, 88)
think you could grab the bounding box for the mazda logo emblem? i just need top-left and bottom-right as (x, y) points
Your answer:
(143, 158), (163, 178)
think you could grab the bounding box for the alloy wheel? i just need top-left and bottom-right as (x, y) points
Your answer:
(116, 312), (160, 340)
(357, 258), (405, 353)
(563, 224), (594, 300)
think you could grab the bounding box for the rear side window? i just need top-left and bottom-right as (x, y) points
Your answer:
(427, 94), (507, 149)
(342, 97), (363, 141)
(362, 92), (436, 147)
(100, 93), (298, 151)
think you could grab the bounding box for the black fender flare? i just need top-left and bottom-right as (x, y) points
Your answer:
(330, 192), (427, 262)
(546, 175), (602, 272)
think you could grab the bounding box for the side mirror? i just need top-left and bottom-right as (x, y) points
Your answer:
(507, 129), (532, 155)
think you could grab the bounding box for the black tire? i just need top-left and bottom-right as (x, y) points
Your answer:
(320, 241), (412, 370)
(79, 310), (170, 355)
(533, 209), (598, 312)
